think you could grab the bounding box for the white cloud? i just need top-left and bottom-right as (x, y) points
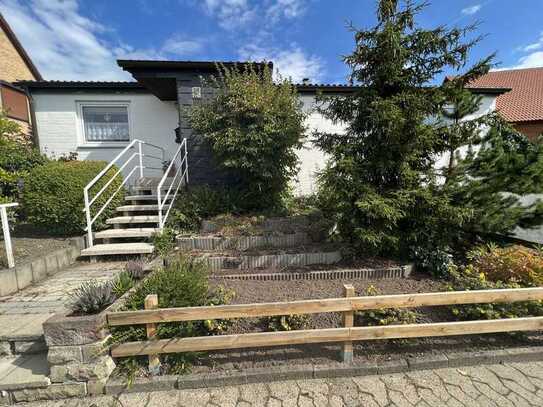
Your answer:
(461, 4), (482, 15)
(203, 0), (255, 30)
(201, 0), (307, 30)
(505, 32), (543, 70)
(0, 0), (203, 80)
(522, 32), (543, 52)
(239, 44), (324, 83)
(266, 0), (306, 22)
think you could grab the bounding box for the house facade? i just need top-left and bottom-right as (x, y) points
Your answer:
(467, 67), (543, 140)
(0, 12), (41, 144)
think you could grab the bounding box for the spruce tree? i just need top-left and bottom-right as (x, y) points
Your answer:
(315, 0), (481, 259)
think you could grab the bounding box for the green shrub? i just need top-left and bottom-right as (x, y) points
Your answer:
(446, 264), (543, 320)
(355, 286), (420, 326)
(151, 228), (177, 257)
(167, 185), (241, 232)
(189, 64), (306, 211)
(112, 271), (135, 298)
(0, 136), (47, 199)
(22, 160), (125, 235)
(264, 314), (310, 331)
(109, 256), (234, 376)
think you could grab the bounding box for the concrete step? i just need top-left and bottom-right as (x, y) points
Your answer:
(135, 177), (174, 187)
(0, 353), (50, 391)
(116, 204), (158, 212)
(131, 185), (171, 193)
(94, 228), (158, 239)
(125, 195), (171, 202)
(80, 243), (154, 257)
(106, 215), (159, 225)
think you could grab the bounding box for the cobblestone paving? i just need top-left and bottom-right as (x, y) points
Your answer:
(0, 261), (125, 315)
(18, 361), (543, 406)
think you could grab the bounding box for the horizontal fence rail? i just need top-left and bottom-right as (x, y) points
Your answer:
(109, 287), (543, 363)
(107, 287), (543, 326)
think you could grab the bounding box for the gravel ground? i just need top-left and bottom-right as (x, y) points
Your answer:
(0, 236), (73, 268)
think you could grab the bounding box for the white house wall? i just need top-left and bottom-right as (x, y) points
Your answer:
(32, 91), (179, 178)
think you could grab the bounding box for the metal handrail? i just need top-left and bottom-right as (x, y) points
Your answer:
(157, 138), (188, 229)
(83, 139), (166, 247)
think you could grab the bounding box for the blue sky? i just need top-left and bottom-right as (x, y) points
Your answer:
(1, 0), (543, 83)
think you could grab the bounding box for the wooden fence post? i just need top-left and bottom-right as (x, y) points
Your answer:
(145, 294), (161, 375)
(342, 284), (355, 363)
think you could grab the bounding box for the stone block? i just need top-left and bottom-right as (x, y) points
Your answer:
(445, 349), (510, 368)
(15, 263), (33, 291)
(13, 340), (47, 355)
(0, 341), (11, 357)
(0, 267), (18, 297)
(68, 246), (80, 262)
(203, 371), (247, 388)
(176, 374), (208, 390)
(55, 249), (70, 270)
(48, 346), (82, 365)
(313, 363), (378, 379)
(55, 357), (115, 383)
(87, 379), (106, 396)
(106, 376), (176, 395)
(406, 353), (449, 371)
(245, 365), (314, 384)
(505, 346), (543, 363)
(44, 253), (59, 276)
(43, 313), (107, 346)
(30, 258), (47, 283)
(376, 359), (409, 374)
(11, 383), (87, 402)
(81, 340), (109, 363)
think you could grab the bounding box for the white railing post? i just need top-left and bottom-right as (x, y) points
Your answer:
(83, 189), (93, 247)
(138, 141), (144, 179)
(1, 203), (18, 269)
(157, 187), (163, 230)
(184, 138), (189, 185)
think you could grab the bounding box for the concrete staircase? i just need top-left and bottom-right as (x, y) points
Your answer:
(80, 178), (173, 260)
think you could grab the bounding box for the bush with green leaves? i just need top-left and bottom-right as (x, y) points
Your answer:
(109, 256), (234, 376)
(151, 228), (177, 257)
(112, 271), (135, 298)
(189, 63), (306, 212)
(264, 314), (310, 331)
(355, 286), (420, 326)
(446, 263), (543, 321)
(22, 160), (125, 235)
(0, 131), (47, 200)
(167, 185), (242, 232)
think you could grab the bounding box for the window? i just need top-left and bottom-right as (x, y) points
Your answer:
(81, 105), (130, 142)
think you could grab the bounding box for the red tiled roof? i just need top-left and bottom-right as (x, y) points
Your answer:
(467, 67), (543, 123)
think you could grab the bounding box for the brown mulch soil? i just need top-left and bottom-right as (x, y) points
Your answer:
(210, 273), (447, 335)
(0, 224), (73, 268)
(184, 274), (543, 374)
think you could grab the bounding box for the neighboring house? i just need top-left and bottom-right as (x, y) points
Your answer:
(467, 67), (543, 140)
(16, 59), (507, 195)
(0, 12), (42, 144)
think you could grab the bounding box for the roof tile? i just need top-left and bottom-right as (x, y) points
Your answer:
(467, 67), (543, 122)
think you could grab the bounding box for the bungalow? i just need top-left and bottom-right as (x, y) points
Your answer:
(16, 59), (507, 196)
(467, 67), (543, 140)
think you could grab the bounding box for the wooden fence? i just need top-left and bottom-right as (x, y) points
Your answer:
(107, 286), (543, 366)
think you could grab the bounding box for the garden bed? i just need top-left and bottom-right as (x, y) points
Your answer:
(0, 224), (75, 268)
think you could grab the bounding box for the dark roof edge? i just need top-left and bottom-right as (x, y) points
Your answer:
(0, 12), (42, 81)
(15, 81), (146, 90)
(467, 87), (512, 95)
(117, 59), (273, 71)
(0, 79), (28, 94)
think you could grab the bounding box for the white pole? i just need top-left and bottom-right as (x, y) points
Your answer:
(184, 138), (189, 185)
(138, 141), (144, 179)
(0, 204), (17, 269)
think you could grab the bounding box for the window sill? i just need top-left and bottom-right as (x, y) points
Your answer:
(78, 142), (130, 149)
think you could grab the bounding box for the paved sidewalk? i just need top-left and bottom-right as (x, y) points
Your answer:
(17, 361), (543, 406)
(0, 261), (124, 339)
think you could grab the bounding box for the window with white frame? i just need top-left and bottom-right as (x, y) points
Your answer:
(81, 104), (130, 142)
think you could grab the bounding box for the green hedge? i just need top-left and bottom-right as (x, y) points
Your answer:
(22, 160), (125, 235)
